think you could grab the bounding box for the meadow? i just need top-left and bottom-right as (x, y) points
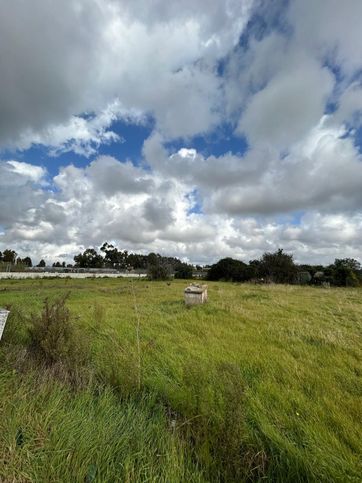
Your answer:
(0, 278), (361, 482)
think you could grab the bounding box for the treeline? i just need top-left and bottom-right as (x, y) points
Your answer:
(207, 249), (362, 287)
(0, 249), (32, 268)
(72, 243), (195, 279)
(0, 243), (196, 279)
(1, 245), (361, 286)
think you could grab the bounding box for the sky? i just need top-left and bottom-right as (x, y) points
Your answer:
(0, 0), (362, 266)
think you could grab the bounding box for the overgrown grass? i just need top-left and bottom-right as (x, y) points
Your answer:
(0, 278), (361, 481)
(0, 370), (203, 482)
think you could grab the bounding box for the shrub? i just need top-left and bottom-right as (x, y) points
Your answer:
(346, 269), (360, 287)
(208, 258), (250, 282)
(28, 294), (86, 367)
(259, 249), (297, 283)
(174, 263), (193, 279)
(147, 262), (171, 280)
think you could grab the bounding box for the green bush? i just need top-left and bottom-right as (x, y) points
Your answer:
(28, 294), (86, 368)
(208, 257), (250, 282)
(346, 270), (360, 287)
(147, 262), (171, 280)
(174, 262), (193, 279)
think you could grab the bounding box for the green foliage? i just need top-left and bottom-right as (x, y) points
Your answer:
(100, 242), (129, 269)
(28, 294), (86, 368)
(346, 270), (360, 287)
(174, 262), (193, 279)
(334, 258), (361, 272)
(21, 256), (32, 267)
(259, 248), (297, 283)
(2, 248), (17, 264)
(330, 258), (361, 287)
(208, 257), (250, 282)
(147, 261), (172, 280)
(74, 248), (104, 268)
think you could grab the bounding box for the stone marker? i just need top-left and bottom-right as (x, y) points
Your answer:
(184, 284), (208, 306)
(0, 309), (10, 340)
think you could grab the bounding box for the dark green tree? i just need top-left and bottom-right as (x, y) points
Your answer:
(208, 258), (251, 282)
(147, 260), (171, 280)
(74, 248), (104, 268)
(331, 259), (361, 286)
(174, 262), (193, 279)
(2, 249), (17, 264)
(22, 256), (32, 267)
(258, 249), (297, 283)
(100, 242), (129, 269)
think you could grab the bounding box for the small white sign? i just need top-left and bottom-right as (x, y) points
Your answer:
(0, 309), (10, 340)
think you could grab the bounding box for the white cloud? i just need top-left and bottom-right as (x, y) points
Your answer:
(0, 0), (254, 150)
(1, 1), (362, 267)
(334, 82), (362, 127)
(209, 118), (362, 215)
(1, 144), (362, 266)
(144, 119), (362, 217)
(289, 0), (362, 75)
(0, 160), (47, 226)
(4, 161), (46, 184)
(13, 100), (143, 157)
(238, 55), (334, 149)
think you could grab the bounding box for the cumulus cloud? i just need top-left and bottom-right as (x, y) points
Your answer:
(0, 161), (47, 225)
(1, 0), (362, 266)
(211, 122), (362, 215)
(13, 101), (142, 157)
(289, 0), (362, 75)
(1, 140), (361, 266)
(237, 55), (334, 149)
(143, 118), (362, 217)
(0, 0), (253, 150)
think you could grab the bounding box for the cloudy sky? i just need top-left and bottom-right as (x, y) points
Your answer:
(0, 0), (361, 265)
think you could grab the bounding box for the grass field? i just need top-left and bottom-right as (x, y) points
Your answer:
(0, 278), (361, 482)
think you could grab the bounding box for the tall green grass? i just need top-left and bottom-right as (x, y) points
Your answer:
(0, 278), (361, 481)
(0, 369), (203, 482)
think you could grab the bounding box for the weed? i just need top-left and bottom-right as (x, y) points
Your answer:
(28, 294), (88, 373)
(92, 301), (106, 326)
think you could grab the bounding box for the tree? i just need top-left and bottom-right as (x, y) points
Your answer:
(333, 258), (361, 272)
(100, 242), (128, 269)
(74, 248), (104, 268)
(2, 249), (17, 264)
(147, 252), (160, 266)
(331, 259), (361, 287)
(174, 262), (193, 279)
(22, 256), (32, 267)
(258, 249), (297, 284)
(128, 253), (148, 269)
(208, 258), (251, 282)
(37, 259), (46, 267)
(248, 259), (262, 279)
(147, 260), (171, 280)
